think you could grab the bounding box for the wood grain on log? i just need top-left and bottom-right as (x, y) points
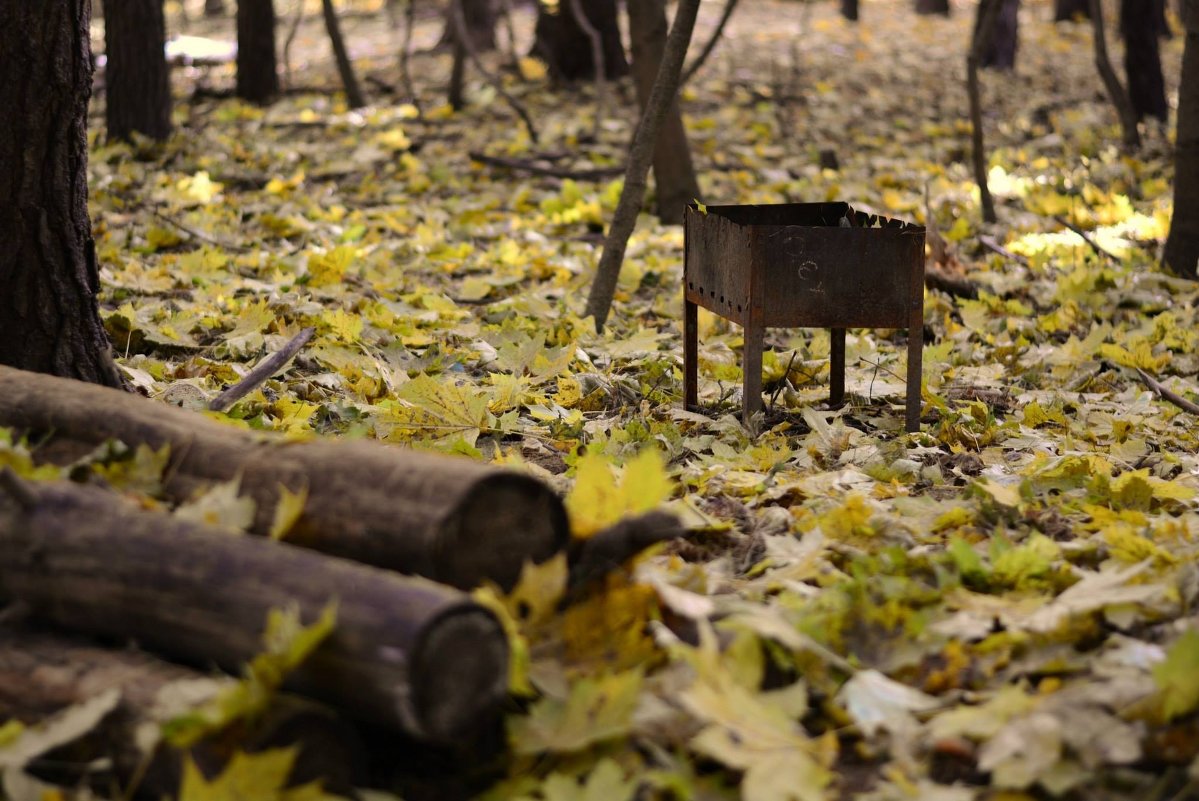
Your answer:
(0, 478), (509, 742)
(0, 365), (568, 591)
(0, 626), (362, 796)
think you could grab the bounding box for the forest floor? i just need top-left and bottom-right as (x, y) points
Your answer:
(11, 1), (1198, 799)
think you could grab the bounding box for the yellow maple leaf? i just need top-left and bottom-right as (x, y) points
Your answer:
(565, 449), (673, 539)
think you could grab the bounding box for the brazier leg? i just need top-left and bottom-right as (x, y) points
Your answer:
(906, 324), (923, 432)
(742, 323), (765, 427)
(684, 300), (698, 411)
(830, 328), (846, 407)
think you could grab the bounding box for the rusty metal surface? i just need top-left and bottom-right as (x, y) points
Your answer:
(682, 201), (926, 432)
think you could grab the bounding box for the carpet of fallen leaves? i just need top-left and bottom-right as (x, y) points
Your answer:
(6, 0), (1199, 799)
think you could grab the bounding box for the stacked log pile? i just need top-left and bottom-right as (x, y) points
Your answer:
(0, 365), (649, 797)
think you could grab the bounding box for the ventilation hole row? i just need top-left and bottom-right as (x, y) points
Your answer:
(688, 282), (744, 314)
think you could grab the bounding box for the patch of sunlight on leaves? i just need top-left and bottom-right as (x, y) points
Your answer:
(565, 448), (674, 539)
(163, 602), (336, 748)
(508, 669), (643, 755)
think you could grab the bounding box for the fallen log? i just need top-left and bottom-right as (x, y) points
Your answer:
(0, 476), (509, 743)
(0, 364), (568, 591)
(0, 626), (362, 797)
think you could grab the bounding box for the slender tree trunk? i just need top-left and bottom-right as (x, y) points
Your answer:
(237, 0), (280, 104)
(1054, 0), (1089, 21)
(585, 0), (700, 330)
(104, 0), (172, 141)
(321, 0), (366, 109)
(532, 0), (628, 81)
(1089, 0), (1141, 147)
(915, 0), (950, 16)
(438, 0), (497, 52)
(0, 1), (123, 387)
(841, 0), (860, 21)
(1163, 0), (1199, 279)
(681, 0), (741, 85)
(628, 0), (701, 225)
(1121, 0), (1168, 121)
(968, 0), (1002, 223)
(979, 0), (1019, 69)
(204, 0), (225, 16)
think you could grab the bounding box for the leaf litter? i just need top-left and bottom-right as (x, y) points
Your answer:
(3, 0), (1199, 799)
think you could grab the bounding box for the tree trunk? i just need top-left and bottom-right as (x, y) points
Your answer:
(628, 0), (701, 225)
(321, 0), (366, 109)
(841, 0), (860, 21)
(1163, 0), (1199, 279)
(237, 0), (280, 104)
(1054, 0), (1089, 20)
(915, 0), (951, 16)
(968, 0), (1002, 223)
(0, 364), (569, 593)
(104, 0), (172, 142)
(1089, 0), (1141, 147)
(204, 0), (225, 15)
(978, 0), (1019, 69)
(0, 627), (363, 797)
(0, 1), (124, 387)
(585, 0), (700, 330)
(439, 0), (497, 52)
(532, 0), (628, 81)
(0, 477), (510, 743)
(1121, 0), (1168, 121)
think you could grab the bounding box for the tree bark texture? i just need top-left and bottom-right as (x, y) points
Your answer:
(628, 0), (701, 225)
(0, 1), (124, 388)
(0, 478), (510, 742)
(585, 0), (700, 330)
(237, 0), (280, 104)
(104, 0), (172, 141)
(978, 0), (1019, 69)
(841, 0), (860, 21)
(532, 0), (628, 81)
(1120, 0), (1168, 121)
(1089, 0), (1141, 147)
(1055, 0), (1090, 20)
(0, 627), (362, 797)
(321, 0), (367, 109)
(0, 365), (569, 592)
(205, 0), (225, 16)
(1164, 0), (1199, 279)
(439, 0), (497, 52)
(915, 0), (951, 16)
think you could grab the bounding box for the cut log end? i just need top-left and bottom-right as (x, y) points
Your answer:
(411, 607), (509, 741)
(439, 473), (570, 591)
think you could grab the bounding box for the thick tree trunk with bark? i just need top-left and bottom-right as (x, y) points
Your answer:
(977, 0), (1019, 69)
(841, 0), (860, 21)
(628, 0), (701, 225)
(532, 0), (628, 81)
(915, 0), (951, 16)
(0, 365), (569, 592)
(1121, 0), (1168, 121)
(104, 0), (172, 141)
(1164, 1), (1199, 279)
(0, 2), (123, 387)
(0, 628), (362, 796)
(237, 0), (280, 104)
(0, 477), (510, 742)
(439, 0), (497, 51)
(1089, 0), (1141, 147)
(1055, 0), (1089, 20)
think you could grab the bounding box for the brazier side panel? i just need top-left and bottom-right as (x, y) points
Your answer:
(684, 208), (754, 325)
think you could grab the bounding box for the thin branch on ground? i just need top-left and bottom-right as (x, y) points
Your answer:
(925, 266), (980, 299)
(209, 327), (316, 412)
(150, 207), (249, 252)
(978, 234), (1030, 266)
(468, 151), (623, 181)
(451, 0), (539, 142)
(1053, 214), (1121, 262)
(1136, 368), (1199, 415)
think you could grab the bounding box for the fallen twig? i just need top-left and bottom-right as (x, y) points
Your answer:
(1136, 368), (1199, 415)
(1054, 214), (1121, 263)
(150, 206), (249, 252)
(209, 327), (316, 412)
(978, 234), (1030, 267)
(467, 151), (623, 181)
(925, 266), (980, 299)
